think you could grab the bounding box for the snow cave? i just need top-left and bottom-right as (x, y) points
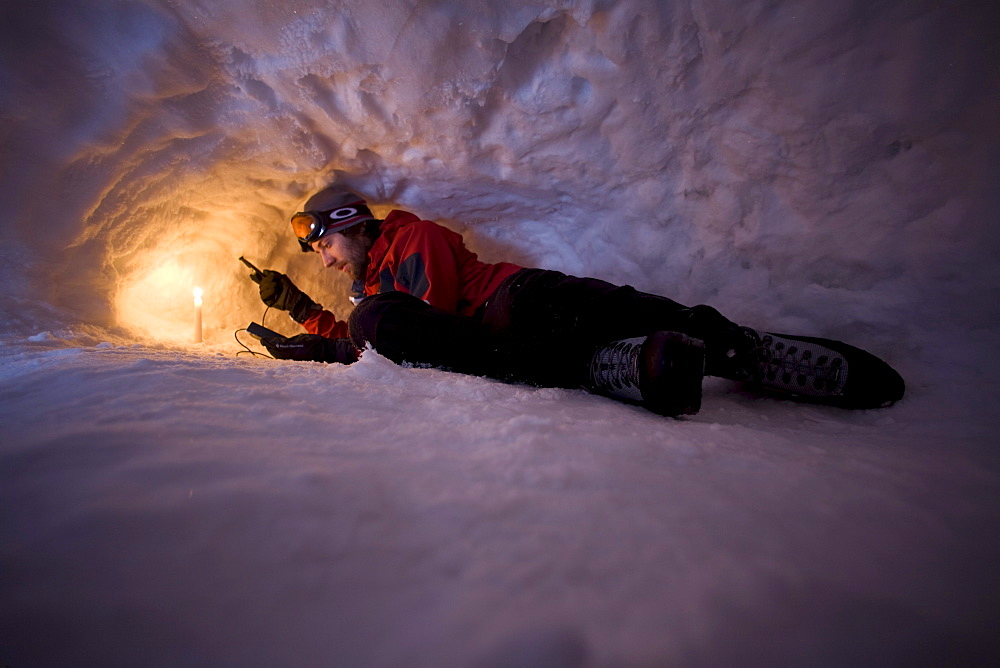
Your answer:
(1, 0), (998, 664)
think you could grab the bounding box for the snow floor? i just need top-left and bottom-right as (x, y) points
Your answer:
(3, 0), (998, 664)
(2, 332), (998, 666)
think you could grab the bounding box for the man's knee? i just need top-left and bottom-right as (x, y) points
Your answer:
(348, 291), (428, 351)
(347, 291), (489, 371)
(685, 304), (733, 335)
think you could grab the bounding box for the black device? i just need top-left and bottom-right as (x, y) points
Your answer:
(246, 322), (285, 341)
(239, 255), (263, 280)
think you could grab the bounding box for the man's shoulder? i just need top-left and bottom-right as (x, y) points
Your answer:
(384, 211), (458, 241)
(383, 209), (420, 225)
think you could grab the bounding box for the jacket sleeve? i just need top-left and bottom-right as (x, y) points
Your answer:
(300, 308), (351, 339)
(381, 221), (462, 312)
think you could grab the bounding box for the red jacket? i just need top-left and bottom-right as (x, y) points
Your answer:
(302, 210), (523, 339)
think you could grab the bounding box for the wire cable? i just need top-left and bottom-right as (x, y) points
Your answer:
(234, 305), (276, 358)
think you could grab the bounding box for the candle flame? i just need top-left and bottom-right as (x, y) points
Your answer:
(193, 286), (203, 306)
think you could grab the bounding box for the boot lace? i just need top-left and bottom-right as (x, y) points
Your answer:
(750, 333), (848, 396)
(589, 337), (643, 400)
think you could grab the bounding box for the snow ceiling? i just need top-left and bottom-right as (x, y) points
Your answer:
(2, 2), (1000, 664)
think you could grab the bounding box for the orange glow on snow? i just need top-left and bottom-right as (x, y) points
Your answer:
(116, 256), (200, 342)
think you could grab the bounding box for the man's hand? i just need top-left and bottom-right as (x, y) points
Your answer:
(263, 334), (359, 365)
(251, 270), (321, 323)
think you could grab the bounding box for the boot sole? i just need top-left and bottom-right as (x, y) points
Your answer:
(641, 331), (706, 417)
(751, 332), (905, 409)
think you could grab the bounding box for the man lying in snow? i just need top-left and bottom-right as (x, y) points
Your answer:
(250, 186), (904, 417)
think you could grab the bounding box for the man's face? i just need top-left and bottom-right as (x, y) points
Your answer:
(312, 231), (370, 281)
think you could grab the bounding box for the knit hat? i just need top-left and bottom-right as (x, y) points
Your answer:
(291, 187), (376, 252)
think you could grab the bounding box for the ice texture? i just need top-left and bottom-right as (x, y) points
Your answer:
(1, 0), (998, 664)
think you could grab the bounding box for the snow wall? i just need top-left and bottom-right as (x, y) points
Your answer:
(3, 2), (1000, 666)
(2, 0), (998, 352)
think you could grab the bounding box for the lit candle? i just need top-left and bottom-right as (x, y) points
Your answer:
(193, 286), (203, 343)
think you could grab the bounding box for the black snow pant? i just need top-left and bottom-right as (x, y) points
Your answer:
(347, 268), (748, 388)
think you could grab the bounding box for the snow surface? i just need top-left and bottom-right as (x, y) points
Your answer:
(2, 0), (999, 665)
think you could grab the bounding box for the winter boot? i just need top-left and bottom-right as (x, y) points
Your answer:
(739, 328), (904, 409)
(586, 331), (705, 417)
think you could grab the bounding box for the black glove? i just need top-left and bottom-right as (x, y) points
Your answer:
(263, 334), (359, 365)
(251, 270), (321, 323)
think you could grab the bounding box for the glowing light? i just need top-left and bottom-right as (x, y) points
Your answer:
(115, 236), (264, 344)
(193, 286), (203, 343)
(117, 257), (196, 341)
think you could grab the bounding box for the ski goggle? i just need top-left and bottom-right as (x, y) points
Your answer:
(290, 202), (373, 251)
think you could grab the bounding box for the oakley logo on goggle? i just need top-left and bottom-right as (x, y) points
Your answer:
(328, 207), (359, 221)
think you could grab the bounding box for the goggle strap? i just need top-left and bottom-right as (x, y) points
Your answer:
(291, 203), (372, 243)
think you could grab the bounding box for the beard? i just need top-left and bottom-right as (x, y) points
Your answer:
(341, 233), (372, 282)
